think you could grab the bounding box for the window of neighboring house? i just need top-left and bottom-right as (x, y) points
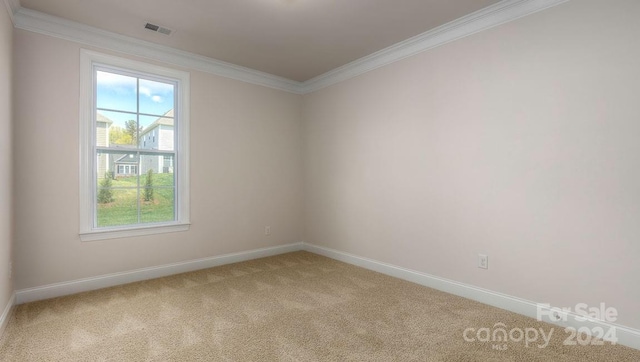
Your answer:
(163, 155), (173, 173)
(80, 50), (190, 241)
(117, 165), (138, 175)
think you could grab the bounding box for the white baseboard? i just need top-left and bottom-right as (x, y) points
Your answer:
(15, 242), (304, 304)
(12, 241), (640, 351)
(302, 242), (640, 351)
(0, 293), (15, 338)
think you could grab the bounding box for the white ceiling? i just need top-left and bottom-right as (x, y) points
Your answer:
(17, 0), (500, 82)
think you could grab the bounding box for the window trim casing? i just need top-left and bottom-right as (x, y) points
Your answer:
(79, 49), (190, 241)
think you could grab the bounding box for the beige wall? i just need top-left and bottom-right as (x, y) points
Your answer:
(13, 30), (303, 289)
(0, 4), (14, 313)
(303, 0), (640, 330)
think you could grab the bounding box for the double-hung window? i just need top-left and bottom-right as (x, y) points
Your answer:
(80, 50), (190, 241)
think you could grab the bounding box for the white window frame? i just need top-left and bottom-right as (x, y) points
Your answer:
(79, 50), (190, 241)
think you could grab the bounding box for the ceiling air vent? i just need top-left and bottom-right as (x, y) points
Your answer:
(144, 22), (173, 36)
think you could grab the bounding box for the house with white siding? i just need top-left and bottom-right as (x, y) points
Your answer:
(96, 112), (112, 178)
(139, 109), (174, 174)
(95, 110), (174, 178)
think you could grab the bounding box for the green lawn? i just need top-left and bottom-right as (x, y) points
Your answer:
(97, 173), (175, 227)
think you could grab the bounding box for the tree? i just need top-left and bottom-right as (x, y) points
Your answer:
(125, 120), (142, 145)
(97, 171), (114, 204)
(143, 169), (154, 202)
(109, 125), (133, 145)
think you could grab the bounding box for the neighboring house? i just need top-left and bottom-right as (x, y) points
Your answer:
(139, 109), (174, 174)
(96, 110), (174, 178)
(113, 153), (140, 178)
(96, 112), (112, 178)
(107, 145), (140, 178)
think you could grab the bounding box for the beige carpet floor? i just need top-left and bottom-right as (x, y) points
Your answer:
(0, 251), (638, 361)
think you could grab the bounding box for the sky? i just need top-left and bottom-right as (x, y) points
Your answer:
(96, 70), (175, 130)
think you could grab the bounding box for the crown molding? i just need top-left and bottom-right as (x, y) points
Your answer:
(13, 8), (304, 94)
(300, 0), (570, 93)
(2, 0), (19, 24)
(10, 0), (568, 95)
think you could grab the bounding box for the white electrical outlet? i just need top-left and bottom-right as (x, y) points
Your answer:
(478, 254), (488, 269)
(264, 226), (271, 236)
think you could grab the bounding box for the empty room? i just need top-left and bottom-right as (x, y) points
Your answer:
(1, 0), (639, 360)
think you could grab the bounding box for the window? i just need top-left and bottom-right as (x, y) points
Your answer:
(80, 50), (190, 241)
(117, 165), (138, 175)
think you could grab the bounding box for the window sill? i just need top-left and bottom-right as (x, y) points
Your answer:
(80, 222), (190, 242)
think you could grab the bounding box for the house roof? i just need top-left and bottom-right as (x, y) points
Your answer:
(96, 112), (114, 125)
(107, 144), (138, 151)
(114, 153), (140, 164)
(140, 109), (174, 137)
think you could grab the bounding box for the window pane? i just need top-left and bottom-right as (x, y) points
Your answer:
(96, 152), (111, 181)
(139, 155), (175, 185)
(97, 151), (140, 186)
(113, 154), (140, 179)
(96, 71), (137, 113)
(96, 189), (139, 227)
(141, 187), (175, 224)
(139, 115), (174, 151)
(139, 78), (174, 117)
(161, 154), (175, 174)
(140, 164), (174, 224)
(97, 110), (139, 148)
